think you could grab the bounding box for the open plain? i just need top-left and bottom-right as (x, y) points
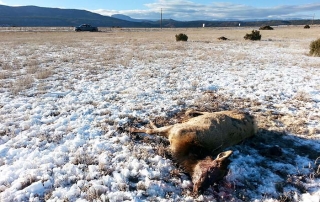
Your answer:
(0, 26), (320, 201)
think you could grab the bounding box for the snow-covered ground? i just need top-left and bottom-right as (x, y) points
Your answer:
(0, 27), (319, 201)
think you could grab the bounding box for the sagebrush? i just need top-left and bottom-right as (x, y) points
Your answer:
(310, 38), (320, 57)
(244, 30), (261, 41)
(175, 33), (188, 41)
(259, 25), (273, 30)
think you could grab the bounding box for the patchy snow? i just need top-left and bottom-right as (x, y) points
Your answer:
(0, 29), (319, 201)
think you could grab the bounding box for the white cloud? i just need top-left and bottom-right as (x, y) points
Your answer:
(0, 1), (6, 5)
(92, 0), (320, 21)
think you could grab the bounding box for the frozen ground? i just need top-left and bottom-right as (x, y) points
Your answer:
(0, 28), (319, 201)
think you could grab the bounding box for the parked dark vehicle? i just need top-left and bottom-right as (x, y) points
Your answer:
(75, 24), (98, 32)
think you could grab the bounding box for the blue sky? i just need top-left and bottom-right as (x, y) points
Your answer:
(1, 0), (320, 20)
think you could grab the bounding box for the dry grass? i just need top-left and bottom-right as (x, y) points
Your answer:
(0, 62), (12, 70)
(1, 25), (319, 43)
(0, 26), (319, 201)
(0, 71), (10, 79)
(11, 75), (34, 95)
(0, 26), (319, 108)
(0, 27), (317, 103)
(36, 68), (54, 79)
(19, 175), (38, 190)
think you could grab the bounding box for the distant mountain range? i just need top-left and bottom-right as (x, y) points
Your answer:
(111, 14), (156, 23)
(0, 5), (318, 27)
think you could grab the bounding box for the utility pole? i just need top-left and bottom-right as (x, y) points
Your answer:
(160, 8), (163, 29)
(312, 13), (315, 25)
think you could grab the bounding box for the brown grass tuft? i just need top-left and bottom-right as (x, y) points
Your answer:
(11, 75), (34, 95)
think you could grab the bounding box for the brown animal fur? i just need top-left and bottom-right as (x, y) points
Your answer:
(130, 110), (256, 192)
(192, 150), (233, 193)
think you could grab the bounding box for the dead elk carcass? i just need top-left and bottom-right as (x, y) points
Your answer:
(130, 110), (256, 193)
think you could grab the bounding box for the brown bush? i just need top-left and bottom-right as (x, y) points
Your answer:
(309, 38), (320, 57)
(218, 36), (228, 40)
(175, 33), (188, 41)
(259, 25), (274, 30)
(244, 30), (261, 41)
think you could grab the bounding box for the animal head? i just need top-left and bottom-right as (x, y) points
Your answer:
(192, 150), (233, 193)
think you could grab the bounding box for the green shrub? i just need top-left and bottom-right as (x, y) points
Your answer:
(244, 30), (261, 41)
(175, 33), (188, 41)
(309, 38), (320, 57)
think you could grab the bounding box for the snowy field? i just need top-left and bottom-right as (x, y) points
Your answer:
(0, 26), (320, 201)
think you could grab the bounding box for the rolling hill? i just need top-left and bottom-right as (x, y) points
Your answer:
(0, 5), (145, 27)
